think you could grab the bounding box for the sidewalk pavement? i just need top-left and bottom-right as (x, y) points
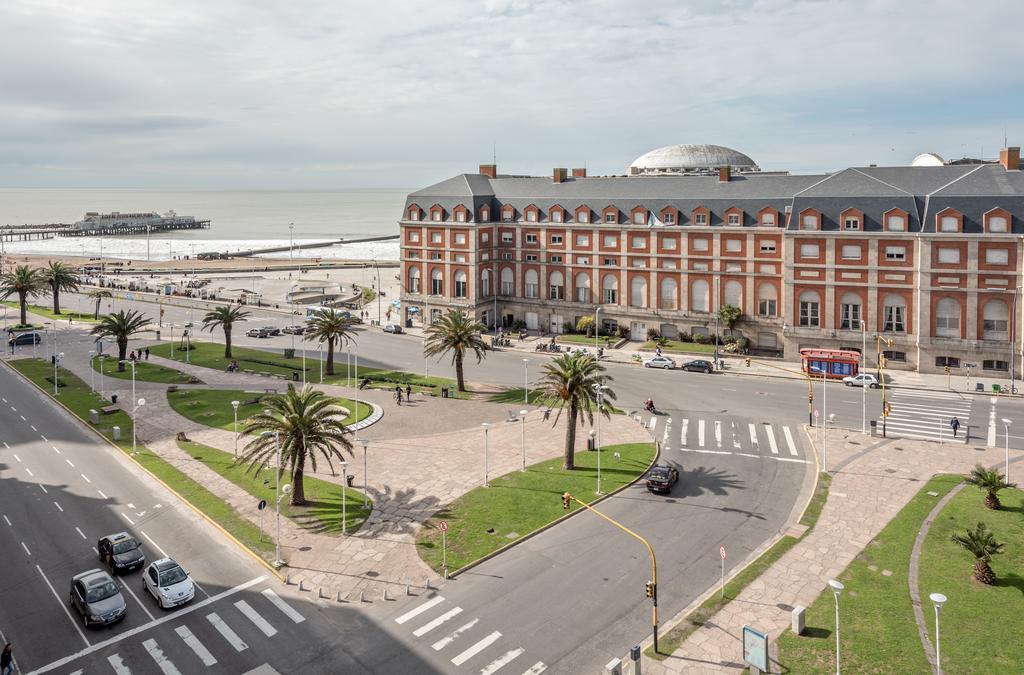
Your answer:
(646, 427), (1023, 674)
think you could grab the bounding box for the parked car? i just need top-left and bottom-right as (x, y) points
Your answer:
(681, 359), (714, 374)
(246, 328), (270, 338)
(645, 464), (679, 494)
(340, 311), (362, 323)
(281, 325), (305, 335)
(843, 373), (880, 389)
(142, 558), (196, 609)
(70, 569), (127, 627)
(98, 532), (145, 574)
(12, 332), (41, 345)
(643, 355), (677, 370)
(383, 323), (403, 334)
(261, 326), (281, 336)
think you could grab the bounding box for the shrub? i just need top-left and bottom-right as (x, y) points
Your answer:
(646, 328), (661, 341)
(563, 321), (577, 334)
(576, 316), (595, 336)
(512, 319), (527, 331)
(616, 325), (630, 339)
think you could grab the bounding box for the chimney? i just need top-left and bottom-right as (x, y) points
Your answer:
(572, 167), (587, 178)
(479, 164), (497, 179)
(553, 167), (568, 183)
(718, 166), (731, 182)
(999, 147), (1020, 171)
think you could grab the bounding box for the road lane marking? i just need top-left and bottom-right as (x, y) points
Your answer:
(2, 515), (9, 526)
(235, 599), (276, 637)
(452, 630), (501, 666)
(11, 452), (18, 461)
(765, 425), (779, 455)
(40, 434), (47, 442)
(3, 442), (8, 448)
(731, 422), (741, 449)
(19, 415), (25, 421)
(39, 484), (47, 494)
(714, 420), (722, 448)
(118, 576), (156, 622)
(143, 638), (182, 675)
(9, 406), (15, 411)
(35, 563), (90, 648)
(98, 489), (108, 499)
(207, 612), (248, 651)
(261, 588), (305, 623)
(25, 468), (33, 477)
(737, 452), (760, 458)
(30, 425), (36, 431)
(413, 606), (462, 637)
(53, 501), (63, 513)
(141, 530), (169, 558)
(432, 618), (479, 651)
(695, 449), (731, 455)
(75, 526), (87, 539)
(395, 595), (445, 624)
(772, 456), (809, 464)
(121, 512), (135, 525)
(28, 576), (266, 674)
(698, 420), (705, 447)
(680, 418), (688, 445)
(783, 426), (799, 456)
(80, 474), (91, 483)
(21, 542), (30, 556)
(51, 445), (60, 454)
(107, 654), (130, 675)
(480, 648), (524, 674)
(65, 459), (75, 468)
(175, 625), (217, 666)
(748, 423), (758, 449)
(522, 662), (548, 674)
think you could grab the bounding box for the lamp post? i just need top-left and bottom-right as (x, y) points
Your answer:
(519, 410), (528, 471)
(53, 352), (64, 396)
(358, 438), (369, 507)
(594, 306), (602, 351)
(261, 427), (288, 567)
(346, 347), (351, 387)
(522, 358), (529, 404)
(340, 460), (348, 535)
(88, 350), (96, 392)
(593, 384), (608, 494)
(828, 579), (844, 674)
(98, 354), (106, 399)
(482, 422), (490, 487)
(930, 592), (946, 675)
(860, 319), (867, 434)
(231, 400), (240, 458)
(131, 397), (145, 455)
(319, 341), (324, 384)
(301, 339), (306, 386)
(122, 359), (138, 423)
(713, 276), (720, 367)
(1002, 418), (1012, 481)
(811, 365), (829, 472)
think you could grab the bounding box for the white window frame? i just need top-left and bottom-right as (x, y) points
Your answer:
(725, 239), (742, 253)
(603, 234), (618, 248)
(550, 234), (563, 244)
(727, 213), (740, 226)
(886, 214), (905, 232)
(525, 233), (538, 244)
(692, 238), (709, 252)
(799, 243), (820, 258)
(985, 248), (1009, 265)
(843, 217), (860, 230)
(575, 234), (589, 246)
(937, 247), (960, 264)
(694, 213), (708, 226)
(841, 245), (861, 260)
(988, 215), (1008, 233)
(939, 215), (959, 232)
(430, 232), (443, 244)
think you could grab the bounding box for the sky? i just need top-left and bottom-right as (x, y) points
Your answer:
(1, 0), (1023, 189)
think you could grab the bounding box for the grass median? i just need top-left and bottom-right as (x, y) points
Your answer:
(487, 388), (625, 414)
(416, 442), (656, 574)
(3, 300), (100, 323)
(177, 440), (372, 535)
(93, 354), (201, 385)
(640, 339), (716, 354)
(8, 358), (276, 559)
(168, 387), (373, 430)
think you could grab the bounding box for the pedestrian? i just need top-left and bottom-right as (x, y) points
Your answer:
(129, 350), (137, 361)
(145, 347), (150, 360)
(7, 337), (13, 355)
(395, 389), (401, 406)
(1, 643), (13, 675)
(950, 416), (960, 438)
(405, 384), (412, 401)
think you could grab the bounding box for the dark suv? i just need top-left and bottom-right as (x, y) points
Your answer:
(681, 359), (714, 374)
(97, 532), (145, 574)
(645, 464), (679, 494)
(12, 332), (41, 345)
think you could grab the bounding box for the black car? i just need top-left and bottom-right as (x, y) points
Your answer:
(12, 332), (41, 345)
(261, 326), (281, 336)
(645, 464), (679, 494)
(281, 325), (305, 335)
(97, 532), (145, 574)
(681, 359), (714, 374)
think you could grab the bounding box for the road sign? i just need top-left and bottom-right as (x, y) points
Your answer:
(257, 499), (267, 511)
(439, 521), (449, 532)
(720, 546), (727, 560)
(813, 409), (820, 419)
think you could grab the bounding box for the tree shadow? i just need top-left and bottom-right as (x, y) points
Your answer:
(994, 572), (1024, 595)
(675, 465), (746, 499)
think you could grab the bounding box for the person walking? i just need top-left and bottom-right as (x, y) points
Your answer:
(405, 384), (412, 402)
(950, 416), (961, 438)
(1, 642), (14, 675)
(7, 336), (14, 355)
(144, 347), (150, 360)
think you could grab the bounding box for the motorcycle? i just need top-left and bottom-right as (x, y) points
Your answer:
(644, 399), (657, 413)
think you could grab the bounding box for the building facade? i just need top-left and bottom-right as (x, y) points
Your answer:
(399, 145), (1024, 377)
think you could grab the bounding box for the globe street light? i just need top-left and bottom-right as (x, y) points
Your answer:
(132, 398), (146, 455)
(231, 400), (240, 458)
(519, 410), (529, 471)
(482, 423), (490, 487)
(828, 579), (844, 674)
(522, 358), (529, 405)
(358, 438), (369, 507)
(97, 354), (107, 399)
(1001, 418), (1012, 481)
(340, 460), (349, 535)
(929, 592), (947, 675)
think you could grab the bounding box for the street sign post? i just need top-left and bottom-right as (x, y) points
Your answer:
(257, 499), (267, 541)
(439, 521), (449, 577)
(720, 546), (727, 597)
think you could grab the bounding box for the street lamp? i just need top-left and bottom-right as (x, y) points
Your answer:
(131, 397), (146, 455)
(593, 384), (609, 494)
(319, 341), (324, 384)
(98, 354), (107, 399)
(594, 306), (602, 351)
(828, 579), (844, 674)
(53, 352), (64, 396)
(231, 400), (240, 458)
(340, 460), (348, 535)
(930, 592), (947, 675)
(859, 319), (867, 434)
(288, 222), (294, 266)
(358, 438), (369, 507)
(519, 410), (528, 471)
(811, 365), (829, 472)
(261, 429), (288, 567)
(88, 350), (96, 392)
(522, 358), (529, 404)
(1002, 418), (1012, 481)
(482, 422), (490, 487)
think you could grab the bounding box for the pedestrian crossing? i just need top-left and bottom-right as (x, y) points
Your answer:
(393, 595), (546, 674)
(654, 414), (808, 464)
(876, 388), (974, 443)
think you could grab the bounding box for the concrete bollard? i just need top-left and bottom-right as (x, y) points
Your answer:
(359, 591), (365, 603)
(318, 587), (327, 599)
(112, 426), (121, 441)
(285, 574), (292, 585)
(382, 588), (390, 601)
(605, 658), (623, 675)
(792, 605), (806, 635)
(425, 578), (433, 590)
(337, 591), (346, 603)
(406, 584), (412, 596)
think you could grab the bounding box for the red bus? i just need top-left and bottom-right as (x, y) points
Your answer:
(800, 348), (861, 379)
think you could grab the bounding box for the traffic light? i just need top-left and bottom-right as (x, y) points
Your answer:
(944, 366), (951, 375)
(886, 338), (894, 348)
(645, 581), (655, 599)
(562, 492), (571, 510)
(808, 392), (814, 403)
(745, 358), (751, 367)
(883, 402), (892, 417)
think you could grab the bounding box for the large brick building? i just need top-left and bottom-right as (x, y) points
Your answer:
(399, 144), (1024, 377)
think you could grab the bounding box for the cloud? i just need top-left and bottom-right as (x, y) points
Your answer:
(1, 0), (1023, 188)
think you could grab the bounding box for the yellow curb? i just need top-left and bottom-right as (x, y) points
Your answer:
(3, 360), (285, 582)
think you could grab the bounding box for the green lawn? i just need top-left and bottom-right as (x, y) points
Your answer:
(416, 442), (656, 574)
(177, 441), (372, 536)
(487, 388), (625, 414)
(641, 339), (716, 354)
(555, 334), (610, 346)
(148, 341), (468, 397)
(776, 474), (963, 673)
(94, 355), (202, 385)
(167, 388), (373, 430)
(8, 359), (275, 559)
(3, 300), (100, 323)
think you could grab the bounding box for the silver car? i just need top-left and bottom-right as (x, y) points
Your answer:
(142, 558), (196, 609)
(70, 569), (127, 627)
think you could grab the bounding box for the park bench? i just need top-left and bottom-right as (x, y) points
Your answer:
(100, 405), (119, 415)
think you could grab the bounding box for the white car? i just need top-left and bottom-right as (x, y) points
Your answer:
(142, 558), (195, 609)
(643, 355), (677, 370)
(842, 373), (880, 389)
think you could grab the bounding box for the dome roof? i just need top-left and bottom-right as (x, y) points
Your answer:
(630, 144), (759, 173)
(911, 152), (945, 167)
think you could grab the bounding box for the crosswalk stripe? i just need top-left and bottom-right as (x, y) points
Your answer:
(395, 595), (445, 625)
(714, 420), (722, 448)
(480, 648), (525, 674)
(522, 663), (547, 675)
(765, 425), (779, 455)
(143, 638), (183, 675)
(107, 654), (131, 675)
(432, 618), (480, 651)
(783, 426), (798, 456)
(731, 422), (741, 449)
(698, 420), (705, 447)
(261, 588), (305, 624)
(175, 625), (217, 666)
(208, 612), (248, 651)
(235, 599), (277, 637)
(452, 630), (502, 666)
(887, 401), (971, 414)
(748, 423), (758, 449)
(680, 419), (688, 446)
(413, 606), (463, 637)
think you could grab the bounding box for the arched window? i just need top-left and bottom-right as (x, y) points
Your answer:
(454, 270), (467, 298)
(799, 290), (820, 327)
(602, 274), (618, 304)
(480, 269), (491, 297)
(757, 283), (777, 317)
(408, 267), (421, 294)
(839, 292), (861, 330)
(883, 294), (906, 332)
(430, 269), (443, 295)
(630, 277), (647, 308)
(691, 279), (709, 312)
(660, 278), (677, 310)
(935, 297), (961, 337)
(983, 299), (1009, 340)
(724, 280), (743, 309)
(500, 267), (514, 295)
(575, 272), (591, 303)
(524, 269), (539, 299)
(549, 271), (564, 300)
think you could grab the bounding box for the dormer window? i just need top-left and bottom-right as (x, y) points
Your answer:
(727, 214), (740, 226)
(799, 209), (820, 230)
(577, 208), (590, 224)
(431, 210), (442, 222)
(761, 213), (775, 226)
(604, 209), (618, 224)
(527, 211), (537, 222)
(664, 212), (676, 224)
(632, 208), (647, 225)
(694, 213), (707, 225)
(408, 206), (421, 221)
(480, 207), (490, 222)
(552, 210), (563, 223)
(936, 208), (962, 233)
(844, 217), (860, 230)
(502, 206), (514, 222)
(985, 208), (1010, 233)
(456, 211), (466, 223)
(989, 216), (1008, 232)
(885, 211), (906, 232)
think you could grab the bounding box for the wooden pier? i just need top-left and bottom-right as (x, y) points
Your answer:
(58, 220), (211, 237)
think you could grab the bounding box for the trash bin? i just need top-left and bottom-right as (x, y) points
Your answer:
(112, 426), (121, 441)
(292, 371), (299, 382)
(869, 420), (878, 437)
(441, 388), (448, 399)
(346, 474), (354, 487)
(448, 385), (455, 398)
(587, 436), (596, 451)
(156, 330), (161, 340)
(111, 394), (118, 404)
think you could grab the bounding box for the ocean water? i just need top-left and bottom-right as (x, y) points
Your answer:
(0, 188), (408, 261)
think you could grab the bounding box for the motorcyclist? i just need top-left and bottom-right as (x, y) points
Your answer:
(644, 398), (655, 412)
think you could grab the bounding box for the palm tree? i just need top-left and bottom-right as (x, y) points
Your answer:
(965, 463), (1015, 510)
(240, 385), (352, 506)
(536, 352), (616, 470)
(950, 521), (1004, 584)
(0, 265), (45, 326)
(202, 305), (250, 358)
(41, 261), (80, 315)
(87, 288), (113, 320)
(304, 308), (357, 376)
(423, 309), (488, 392)
(90, 310), (150, 371)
